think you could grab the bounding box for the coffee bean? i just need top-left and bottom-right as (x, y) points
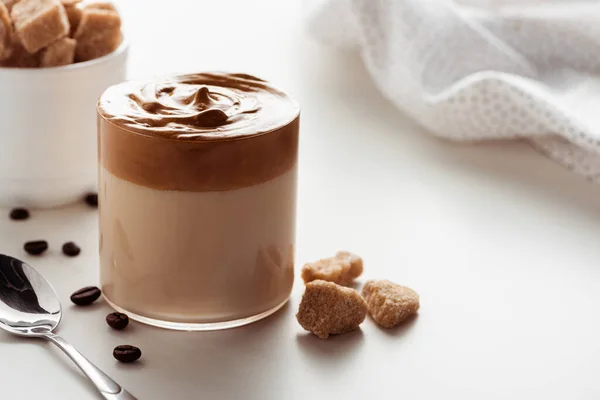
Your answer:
(62, 242), (81, 257)
(70, 286), (101, 306)
(84, 193), (98, 207)
(10, 208), (30, 220)
(113, 345), (141, 363)
(106, 312), (129, 330)
(24, 240), (48, 255)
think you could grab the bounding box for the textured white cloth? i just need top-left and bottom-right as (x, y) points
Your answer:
(307, 0), (600, 180)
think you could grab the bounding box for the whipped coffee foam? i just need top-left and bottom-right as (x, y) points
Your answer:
(98, 72), (299, 192)
(98, 72), (299, 140)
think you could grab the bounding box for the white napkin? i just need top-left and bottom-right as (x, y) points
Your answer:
(306, 0), (600, 181)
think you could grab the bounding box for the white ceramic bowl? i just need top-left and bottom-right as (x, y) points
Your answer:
(0, 40), (129, 208)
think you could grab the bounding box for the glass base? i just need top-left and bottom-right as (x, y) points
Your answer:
(103, 296), (290, 331)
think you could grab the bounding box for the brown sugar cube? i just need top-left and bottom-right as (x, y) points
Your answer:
(65, 5), (82, 36)
(84, 1), (116, 12)
(301, 251), (363, 285)
(40, 36), (75, 67)
(74, 8), (121, 62)
(0, 36), (39, 67)
(11, 0), (70, 53)
(0, 2), (13, 61)
(296, 280), (367, 339)
(64, 0), (115, 35)
(362, 280), (419, 328)
(60, 0), (81, 5)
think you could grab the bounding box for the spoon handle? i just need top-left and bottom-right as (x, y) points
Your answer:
(42, 332), (137, 400)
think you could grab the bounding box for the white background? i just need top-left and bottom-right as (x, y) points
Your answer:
(1, 0), (600, 399)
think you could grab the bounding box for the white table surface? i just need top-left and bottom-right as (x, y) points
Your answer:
(2, 1), (600, 399)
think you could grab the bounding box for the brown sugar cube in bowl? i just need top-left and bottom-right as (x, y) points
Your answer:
(74, 8), (121, 62)
(0, 2), (13, 61)
(301, 251), (363, 285)
(64, 4), (82, 36)
(296, 280), (367, 339)
(0, 37), (39, 67)
(1, 0), (19, 11)
(362, 280), (420, 328)
(11, 0), (70, 53)
(40, 36), (75, 67)
(85, 1), (116, 12)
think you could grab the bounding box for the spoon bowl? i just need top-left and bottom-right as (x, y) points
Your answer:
(0, 254), (61, 336)
(0, 254), (136, 399)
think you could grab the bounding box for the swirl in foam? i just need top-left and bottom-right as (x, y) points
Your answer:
(98, 72), (299, 140)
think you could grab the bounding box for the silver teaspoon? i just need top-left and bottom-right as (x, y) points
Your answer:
(0, 254), (137, 400)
